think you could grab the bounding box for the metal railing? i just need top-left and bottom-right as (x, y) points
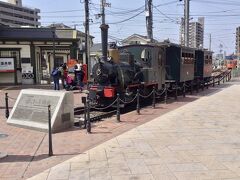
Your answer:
(4, 70), (232, 136)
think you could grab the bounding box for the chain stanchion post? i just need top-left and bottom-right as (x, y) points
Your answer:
(48, 105), (53, 156)
(218, 76), (220, 85)
(190, 81), (193, 95)
(201, 80), (204, 91)
(183, 82), (186, 98)
(175, 82), (178, 100)
(81, 97), (87, 129)
(86, 98), (91, 133)
(164, 85), (168, 104)
(197, 78), (199, 93)
(5, 93), (9, 119)
(213, 76), (215, 87)
(223, 74), (225, 83)
(136, 89), (140, 115)
(116, 93), (120, 122)
(152, 87), (156, 108)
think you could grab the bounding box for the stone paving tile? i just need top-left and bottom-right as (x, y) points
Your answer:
(89, 167), (112, 180)
(148, 164), (171, 174)
(152, 173), (178, 180)
(1, 85), (199, 179)
(68, 169), (90, 180)
(167, 162), (208, 172)
(126, 158), (151, 174)
(111, 174), (155, 180)
(173, 170), (239, 180)
(4, 78), (240, 180)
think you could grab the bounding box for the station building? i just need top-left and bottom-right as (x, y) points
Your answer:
(0, 26), (93, 85)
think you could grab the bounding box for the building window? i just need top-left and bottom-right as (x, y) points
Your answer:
(0, 50), (20, 68)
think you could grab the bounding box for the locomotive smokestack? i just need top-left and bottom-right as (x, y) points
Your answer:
(100, 24), (109, 61)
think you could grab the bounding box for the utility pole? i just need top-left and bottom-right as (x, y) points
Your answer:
(51, 27), (56, 68)
(145, 0), (153, 42)
(209, 33), (212, 51)
(100, 0), (110, 61)
(84, 0), (90, 78)
(184, 0), (190, 47)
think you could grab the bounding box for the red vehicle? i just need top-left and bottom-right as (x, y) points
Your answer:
(226, 60), (237, 69)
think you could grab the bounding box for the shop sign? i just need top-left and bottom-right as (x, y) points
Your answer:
(0, 58), (15, 72)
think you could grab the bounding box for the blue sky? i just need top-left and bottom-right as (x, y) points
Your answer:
(2, 0), (240, 54)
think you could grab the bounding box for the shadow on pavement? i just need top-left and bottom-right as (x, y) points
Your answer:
(0, 152), (86, 163)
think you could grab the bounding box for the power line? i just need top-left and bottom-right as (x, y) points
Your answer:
(41, 9), (83, 13)
(105, 5), (145, 15)
(108, 9), (145, 24)
(153, 5), (179, 24)
(192, 0), (240, 6)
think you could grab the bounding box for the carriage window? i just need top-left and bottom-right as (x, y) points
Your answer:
(141, 48), (151, 67)
(141, 48), (150, 62)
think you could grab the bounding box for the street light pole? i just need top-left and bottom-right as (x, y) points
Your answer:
(184, 0), (190, 47)
(146, 0), (153, 42)
(52, 27), (56, 68)
(84, 0), (90, 78)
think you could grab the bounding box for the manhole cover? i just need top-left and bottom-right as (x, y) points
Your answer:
(0, 133), (8, 139)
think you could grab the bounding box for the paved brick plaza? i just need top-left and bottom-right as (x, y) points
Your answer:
(1, 79), (239, 180)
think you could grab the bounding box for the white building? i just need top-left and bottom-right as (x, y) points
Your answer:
(180, 17), (204, 48)
(122, 34), (158, 45)
(0, 0), (40, 27)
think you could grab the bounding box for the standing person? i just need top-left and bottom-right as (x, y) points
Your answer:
(74, 60), (84, 91)
(51, 67), (60, 90)
(59, 63), (68, 89)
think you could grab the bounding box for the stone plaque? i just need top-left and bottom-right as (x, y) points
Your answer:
(7, 89), (74, 133)
(12, 94), (59, 123)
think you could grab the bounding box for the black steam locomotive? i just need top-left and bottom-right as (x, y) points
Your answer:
(89, 42), (212, 107)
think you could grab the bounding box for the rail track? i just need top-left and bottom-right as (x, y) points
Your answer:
(74, 69), (231, 127)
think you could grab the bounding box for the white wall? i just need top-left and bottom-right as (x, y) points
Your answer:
(0, 44), (31, 58)
(0, 44), (30, 84)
